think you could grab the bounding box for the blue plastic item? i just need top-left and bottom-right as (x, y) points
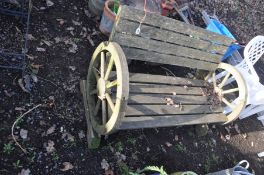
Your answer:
(206, 19), (240, 61)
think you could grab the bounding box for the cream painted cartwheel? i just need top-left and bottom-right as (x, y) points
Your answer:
(207, 62), (247, 124)
(86, 42), (129, 135)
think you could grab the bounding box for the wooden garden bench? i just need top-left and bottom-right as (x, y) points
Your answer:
(80, 5), (247, 148)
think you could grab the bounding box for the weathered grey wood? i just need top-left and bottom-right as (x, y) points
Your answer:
(129, 73), (206, 86)
(126, 94), (209, 105)
(119, 114), (227, 129)
(113, 18), (228, 55)
(80, 80), (101, 149)
(129, 83), (205, 95)
(113, 5), (235, 46)
(125, 104), (222, 116)
(114, 32), (221, 63)
(122, 48), (218, 71)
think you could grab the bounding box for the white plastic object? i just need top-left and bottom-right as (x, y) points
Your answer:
(215, 36), (264, 121)
(257, 151), (264, 157)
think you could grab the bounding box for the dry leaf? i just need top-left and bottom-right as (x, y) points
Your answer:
(78, 130), (85, 139)
(57, 18), (65, 25)
(19, 169), (31, 175)
(60, 162), (74, 171)
(46, 140), (55, 153)
(72, 20), (81, 26)
(165, 97), (175, 105)
(105, 169), (114, 175)
(36, 47), (46, 52)
(42, 40), (53, 46)
(101, 159), (110, 170)
(87, 35), (95, 46)
(66, 27), (74, 31)
(27, 54), (35, 60)
(26, 34), (36, 40)
(15, 107), (26, 111)
(46, 0), (54, 7)
(18, 78), (30, 93)
(165, 142), (172, 147)
(46, 124), (56, 135)
(62, 132), (75, 142)
(69, 66), (76, 71)
(234, 124), (241, 134)
(4, 90), (13, 97)
(31, 63), (43, 69)
(174, 135), (179, 141)
(115, 152), (126, 162)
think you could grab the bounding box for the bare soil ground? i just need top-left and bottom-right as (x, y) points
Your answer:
(0, 0), (264, 174)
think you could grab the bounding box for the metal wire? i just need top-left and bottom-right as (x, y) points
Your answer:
(0, 0), (31, 73)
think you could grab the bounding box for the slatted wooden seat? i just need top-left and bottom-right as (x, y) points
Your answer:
(80, 5), (247, 148)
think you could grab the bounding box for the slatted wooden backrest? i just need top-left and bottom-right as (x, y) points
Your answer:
(110, 5), (236, 71)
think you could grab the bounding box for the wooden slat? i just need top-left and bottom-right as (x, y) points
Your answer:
(114, 32), (221, 63)
(119, 114), (227, 129)
(127, 94), (209, 105)
(122, 47), (218, 71)
(113, 5), (235, 46)
(129, 73), (206, 86)
(129, 83), (204, 95)
(125, 104), (222, 116)
(114, 19), (228, 55)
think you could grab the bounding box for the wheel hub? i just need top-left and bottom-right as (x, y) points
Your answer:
(97, 78), (106, 99)
(214, 87), (223, 98)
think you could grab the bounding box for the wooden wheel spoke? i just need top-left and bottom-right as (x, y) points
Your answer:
(92, 67), (99, 81)
(222, 97), (235, 109)
(106, 80), (118, 89)
(222, 88), (239, 94)
(100, 52), (105, 78)
(218, 72), (231, 88)
(102, 99), (107, 124)
(105, 93), (115, 111)
(94, 99), (101, 116)
(212, 72), (216, 89)
(104, 56), (114, 81)
(90, 89), (97, 95)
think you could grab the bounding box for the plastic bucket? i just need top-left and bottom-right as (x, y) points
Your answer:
(99, 0), (117, 35)
(232, 160), (253, 175)
(88, 0), (106, 16)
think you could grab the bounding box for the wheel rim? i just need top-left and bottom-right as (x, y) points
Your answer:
(86, 42), (129, 135)
(208, 63), (247, 123)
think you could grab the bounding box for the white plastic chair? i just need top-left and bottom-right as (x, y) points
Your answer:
(212, 36), (264, 122)
(236, 36), (264, 120)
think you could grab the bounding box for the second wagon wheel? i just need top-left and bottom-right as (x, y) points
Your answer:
(86, 42), (129, 135)
(207, 63), (247, 124)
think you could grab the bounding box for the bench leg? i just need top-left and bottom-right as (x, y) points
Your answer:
(80, 80), (101, 149)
